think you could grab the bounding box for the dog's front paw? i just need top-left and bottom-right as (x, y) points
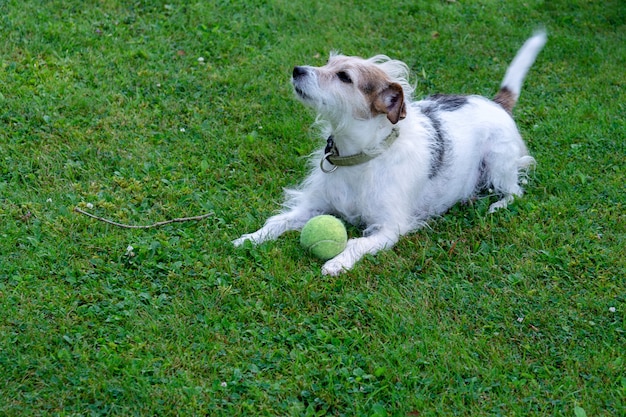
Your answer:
(321, 240), (363, 275)
(232, 234), (255, 247)
(321, 259), (348, 276)
(322, 253), (357, 276)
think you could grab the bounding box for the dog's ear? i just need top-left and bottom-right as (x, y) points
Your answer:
(373, 82), (406, 124)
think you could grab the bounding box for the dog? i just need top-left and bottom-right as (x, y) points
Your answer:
(233, 31), (547, 276)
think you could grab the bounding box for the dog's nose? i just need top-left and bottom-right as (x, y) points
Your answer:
(292, 66), (307, 79)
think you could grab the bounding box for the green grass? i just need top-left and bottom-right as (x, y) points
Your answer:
(1, 0), (624, 415)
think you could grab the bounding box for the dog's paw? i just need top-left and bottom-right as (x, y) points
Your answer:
(321, 259), (347, 276)
(232, 235), (254, 247)
(488, 195), (514, 214)
(321, 239), (366, 275)
(322, 254), (356, 276)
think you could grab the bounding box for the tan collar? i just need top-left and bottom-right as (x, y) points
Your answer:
(320, 127), (400, 173)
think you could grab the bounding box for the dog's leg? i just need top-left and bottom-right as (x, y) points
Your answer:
(485, 145), (535, 214)
(233, 209), (318, 246)
(322, 226), (400, 276)
(488, 195), (515, 213)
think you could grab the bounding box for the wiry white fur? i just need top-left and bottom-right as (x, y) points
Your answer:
(234, 32), (546, 275)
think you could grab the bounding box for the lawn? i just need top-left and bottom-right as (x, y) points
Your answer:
(0, 0), (624, 415)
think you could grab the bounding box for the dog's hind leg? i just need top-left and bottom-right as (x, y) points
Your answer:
(486, 151), (535, 213)
(488, 194), (515, 213)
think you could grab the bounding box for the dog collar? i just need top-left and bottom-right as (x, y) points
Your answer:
(320, 127), (400, 173)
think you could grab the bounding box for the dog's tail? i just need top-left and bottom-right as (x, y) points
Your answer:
(493, 30), (547, 113)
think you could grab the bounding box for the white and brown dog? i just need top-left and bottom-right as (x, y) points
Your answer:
(234, 32), (547, 275)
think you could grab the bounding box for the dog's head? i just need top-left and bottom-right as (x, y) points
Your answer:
(291, 54), (412, 127)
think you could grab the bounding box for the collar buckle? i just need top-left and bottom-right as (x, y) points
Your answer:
(320, 136), (339, 173)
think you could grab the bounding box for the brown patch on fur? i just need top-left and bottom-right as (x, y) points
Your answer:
(351, 67), (406, 123)
(371, 82), (406, 124)
(356, 66), (391, 93)
(322, 56), (407, 123)
(493, 87), (517, 114)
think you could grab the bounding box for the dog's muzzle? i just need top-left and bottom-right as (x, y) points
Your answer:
(292, 66), (312, 99)
(293, 66), (308, 80)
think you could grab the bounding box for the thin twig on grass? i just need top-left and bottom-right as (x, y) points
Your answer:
(74, 207), (212, 229)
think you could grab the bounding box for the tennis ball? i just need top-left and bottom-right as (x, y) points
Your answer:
(300, 215), (348, 260)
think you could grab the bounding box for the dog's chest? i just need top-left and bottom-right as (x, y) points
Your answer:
(318, 168), (384, 225)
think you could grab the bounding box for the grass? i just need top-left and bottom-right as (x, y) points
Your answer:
(0, 0), (624, 415)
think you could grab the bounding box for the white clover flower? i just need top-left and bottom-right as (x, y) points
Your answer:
(86, 202), (94, 209)
(198, 56), (205, 63)
(179, 127), (186, 132)
(609, 307), (616, 313)
(46, 198), (53, 203)
(220, 381), (227, 388)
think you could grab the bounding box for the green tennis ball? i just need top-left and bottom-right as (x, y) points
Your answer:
(300, 215), (348, 260)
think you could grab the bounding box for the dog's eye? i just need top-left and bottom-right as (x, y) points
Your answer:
(336, 71), (352, 84)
